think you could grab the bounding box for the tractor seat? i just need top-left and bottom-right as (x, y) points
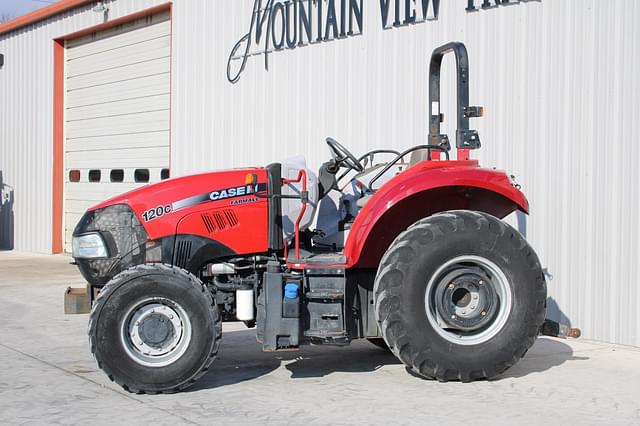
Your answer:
(280, 156), (320, 242)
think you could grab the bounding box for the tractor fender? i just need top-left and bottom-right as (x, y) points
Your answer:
(344, 160), (529, 268)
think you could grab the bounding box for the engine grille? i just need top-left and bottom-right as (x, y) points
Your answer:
(73, 204), (148, 285)
(201, 210), (239, 234)
(174, 240), (192, 269)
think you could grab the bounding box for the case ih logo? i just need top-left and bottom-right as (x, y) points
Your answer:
(209, 185), (257, 201)
(227, 0), (535, 83)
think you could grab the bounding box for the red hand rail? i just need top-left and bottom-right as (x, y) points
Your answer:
(282, 169), (308, 261)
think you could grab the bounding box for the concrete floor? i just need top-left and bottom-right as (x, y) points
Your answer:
(0, 252), (639, 426)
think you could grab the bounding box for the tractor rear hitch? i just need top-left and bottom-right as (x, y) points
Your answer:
(540, 319), (582, 339)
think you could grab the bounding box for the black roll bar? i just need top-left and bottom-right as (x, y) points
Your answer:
(429, 42), (483, 151)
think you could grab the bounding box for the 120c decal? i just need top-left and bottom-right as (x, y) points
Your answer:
(142, 205), (172, 222)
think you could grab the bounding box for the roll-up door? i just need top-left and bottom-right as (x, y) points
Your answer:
(64, 11), (171, 252)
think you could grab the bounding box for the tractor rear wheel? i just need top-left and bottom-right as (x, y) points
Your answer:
(374, 210), (546, 381)
(88, 264), (221, 393)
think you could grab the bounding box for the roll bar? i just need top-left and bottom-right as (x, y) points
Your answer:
(428, 42), (483, 159)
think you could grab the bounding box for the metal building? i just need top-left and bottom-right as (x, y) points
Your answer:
(0, 0), (639, 347)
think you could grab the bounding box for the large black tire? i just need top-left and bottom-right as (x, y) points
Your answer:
(88, 264), (221, 393)
(374, 210), (546, 382)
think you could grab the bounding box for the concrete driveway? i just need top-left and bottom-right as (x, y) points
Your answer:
(0, 251), (639, 426)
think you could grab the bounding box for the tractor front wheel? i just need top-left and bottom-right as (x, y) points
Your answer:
(374, 210), (546, 381)
(88, 264), (221, 393)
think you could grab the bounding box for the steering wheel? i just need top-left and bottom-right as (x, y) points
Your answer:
(326, 137), (364, 172)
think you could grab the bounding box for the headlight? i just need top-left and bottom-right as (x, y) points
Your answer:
(72, 204), (149, 285)
(72, 233), (108, 259)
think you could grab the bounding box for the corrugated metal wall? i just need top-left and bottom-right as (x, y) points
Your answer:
(0, 0), (167, 254)
(171, 0), (640, 346)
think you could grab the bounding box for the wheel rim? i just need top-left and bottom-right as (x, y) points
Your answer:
(424, 255), (512, 346)
(120, 298), (192, 367)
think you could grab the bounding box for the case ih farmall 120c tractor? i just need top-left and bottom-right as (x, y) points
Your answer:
(70, 43), (559, 393)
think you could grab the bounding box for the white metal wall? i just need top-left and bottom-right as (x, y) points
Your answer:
(171, 0), (640, 347)
(0, 0), (168, 254)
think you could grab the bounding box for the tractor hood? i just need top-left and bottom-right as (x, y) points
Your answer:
(87, 167), (270, 240)
(71, 167), (271, 285)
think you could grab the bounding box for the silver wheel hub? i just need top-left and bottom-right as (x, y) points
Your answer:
(425, 255), (512, 346)
(121, 299), (192, 367)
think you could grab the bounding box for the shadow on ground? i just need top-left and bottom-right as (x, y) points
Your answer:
(189, 328), (400, 391)
(502, 336), (589, 379)
(189, 328), (586, 391)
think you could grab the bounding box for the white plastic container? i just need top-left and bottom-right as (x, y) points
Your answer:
(235, 289), (254, 321)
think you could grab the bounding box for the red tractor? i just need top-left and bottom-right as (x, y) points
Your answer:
(73, 43), (548, 393)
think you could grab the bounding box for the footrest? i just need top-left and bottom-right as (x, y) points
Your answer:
(288, 252), (346, 265)
(303, 268), (348, 344)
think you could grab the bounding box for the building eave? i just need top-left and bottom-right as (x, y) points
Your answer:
(0, 0), (92, 36)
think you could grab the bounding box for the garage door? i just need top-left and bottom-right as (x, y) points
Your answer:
(64, 11), (171, 252)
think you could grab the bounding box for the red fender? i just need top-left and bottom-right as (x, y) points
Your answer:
(344, 160), (529, 268)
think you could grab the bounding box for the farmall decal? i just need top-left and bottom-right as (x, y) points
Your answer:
(227, 0), (536, 83)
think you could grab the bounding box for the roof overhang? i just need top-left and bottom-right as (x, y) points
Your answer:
(0, 0), (93, 36)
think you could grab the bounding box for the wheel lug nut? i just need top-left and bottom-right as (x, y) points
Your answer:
(473, 295), (478, 300)
(470, 305), (476, 309)
(481, 311), (487, 316)
(448, 283), (455, 289)
(478, 280), (484, 285)
(451, 315), (456, 320)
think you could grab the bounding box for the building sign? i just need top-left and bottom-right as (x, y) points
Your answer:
(227, 0), (533, 83)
